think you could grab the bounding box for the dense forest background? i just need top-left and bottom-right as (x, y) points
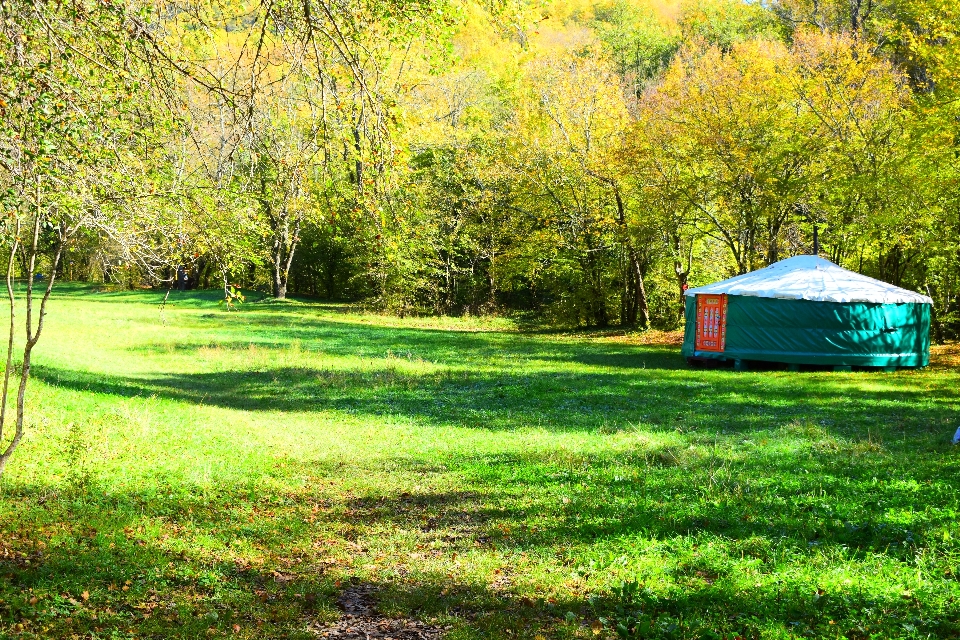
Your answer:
(3, 0), (960, 335)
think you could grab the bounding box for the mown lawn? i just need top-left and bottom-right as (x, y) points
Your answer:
(1, 284), (959, 639)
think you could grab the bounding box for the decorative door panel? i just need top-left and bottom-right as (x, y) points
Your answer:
(695, 294), (728, 352)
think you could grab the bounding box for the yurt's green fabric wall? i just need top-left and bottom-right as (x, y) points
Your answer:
(681, 295), (930, 367)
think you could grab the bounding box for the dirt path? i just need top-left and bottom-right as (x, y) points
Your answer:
(310, 584), (447, 639)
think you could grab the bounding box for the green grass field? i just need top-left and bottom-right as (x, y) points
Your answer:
(1, 284), (959, 639)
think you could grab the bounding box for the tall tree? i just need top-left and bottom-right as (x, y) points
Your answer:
(160, 0), (447, 298)
(0, 0), (168, 474)
(512, 47), (637, 326)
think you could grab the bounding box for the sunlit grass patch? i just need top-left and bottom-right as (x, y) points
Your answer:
(0, 286), (957, 638)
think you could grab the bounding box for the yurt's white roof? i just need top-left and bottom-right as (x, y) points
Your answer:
(685, 256), (933, 304)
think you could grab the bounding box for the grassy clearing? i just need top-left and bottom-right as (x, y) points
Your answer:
(1, 284), (959, 639)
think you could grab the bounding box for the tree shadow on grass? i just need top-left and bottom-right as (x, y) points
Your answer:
(320, 445), (960, 638)
(34, 357), (959, 438)
(341, 445), (960, 557)
(374, 570), (950, 640)
(0, 481), (334, 638)
(354, 442), (960, 637)
(3, 443), (959, 639)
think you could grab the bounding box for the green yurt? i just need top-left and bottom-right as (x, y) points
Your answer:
(681, 256), (932, 369)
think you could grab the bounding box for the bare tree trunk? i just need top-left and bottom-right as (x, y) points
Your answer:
(486, 243), (497, 311)
(272, 257), (287, 299)
(587, 171), (640, 328)
(630, 250), (651, 329)
(584, 246), (609, 327)
(353, 103), (364, 191)
(673, 233), (692, 322)
(159, 283), (172, 325)
(280, 216), (301, 299)
(271, 236), (300, 299)
(0, 209), (64, 477)
(444, 259), (453, 314)
(622, 249), (637, 326)
(271, 224), (289, 299)
(0, 220), (20, 450)
(927, 285), (944, 345)
(595, 173), (648, 329)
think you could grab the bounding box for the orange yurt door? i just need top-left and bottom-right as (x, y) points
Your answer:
(695, 294), (728, 352)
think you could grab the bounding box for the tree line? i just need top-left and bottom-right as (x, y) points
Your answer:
(2, 0), (959, 336)
(0, 0), (957, 473)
